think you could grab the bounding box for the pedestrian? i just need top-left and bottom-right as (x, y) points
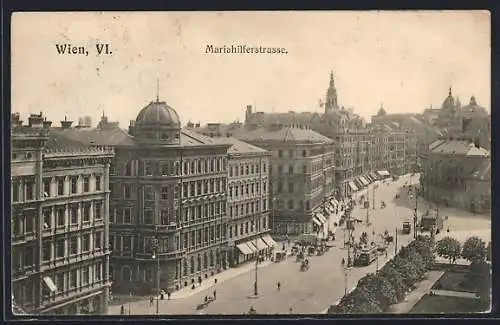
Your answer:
(149, 296), (154, 306)
(120, 305), (125, 315)
(277, 281), (281, 291)
(341, 257), (345, 267)
(213, 289), (217, 300)
(289, 307), (293, 314)
(167, 291), (171, 300)
(385, 250), (388, 258)
(214, 278), (218, 285)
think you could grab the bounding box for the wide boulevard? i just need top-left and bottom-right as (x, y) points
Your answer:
(108, 173), (490, 315)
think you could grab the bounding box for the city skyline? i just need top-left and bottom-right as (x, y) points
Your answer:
(12, 11), (490, 127)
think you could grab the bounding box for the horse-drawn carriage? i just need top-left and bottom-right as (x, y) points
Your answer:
(296, 251), (305, 262)
(196, 296), (214, 310)
(300, 259), (310, 271)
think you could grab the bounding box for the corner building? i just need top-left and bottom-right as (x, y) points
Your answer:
(11, 113), (113, 315)
(107, 99), (231, 294)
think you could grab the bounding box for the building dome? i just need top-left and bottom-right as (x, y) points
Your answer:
(130, 99), (182, 145)
(442, 87), (455, 110)
(135, 100), (181, 126)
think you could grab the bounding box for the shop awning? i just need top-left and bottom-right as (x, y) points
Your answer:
(316, 213), (327, 224)
(247, 241), (259, 253)
(360, 176), (369, 186)
(377, 170), (390, 177)
(348, 181), (359, 192)
(364, 175), (374, 183)
(254, 238), (269, 251)
(312, 217), (322, 227)
(370, 172), (380, 180)
(236, 243), (254, 255)
(354, 178), (364, 188)
(262, 235), (277, 247)
(330, 198), (339, 208)
(43, 276), (57, 293)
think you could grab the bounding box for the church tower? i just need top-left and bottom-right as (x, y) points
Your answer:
(325, 71), (339, 114)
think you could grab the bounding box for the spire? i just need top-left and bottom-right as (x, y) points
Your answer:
(329, 71), (335, 87)
(449, 86), (452, 96)
(156, 79), (160, 102)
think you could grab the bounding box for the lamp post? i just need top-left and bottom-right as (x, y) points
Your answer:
(343, 268), (348, 297)
(372, 184), (375, 210)
(152, 238), (160, 315)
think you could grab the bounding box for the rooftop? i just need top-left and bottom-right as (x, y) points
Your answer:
(234, 126), (333, 144)
(211, 136), (268, 155)
(429, 140), (489, 156)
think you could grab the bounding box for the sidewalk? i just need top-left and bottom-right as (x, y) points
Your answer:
(432, 290), (479, 299)
(108, 259), (274, 315)
(388, 270), (444, 313)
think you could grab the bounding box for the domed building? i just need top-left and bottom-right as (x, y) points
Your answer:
(48, 96), (234, 295)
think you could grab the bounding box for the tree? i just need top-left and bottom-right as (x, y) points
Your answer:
(462, 236), (487, 264)
(436, 236), (462, 264)
(378, 265), (407, 301)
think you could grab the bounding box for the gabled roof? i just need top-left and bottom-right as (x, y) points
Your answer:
(470, 160), (491, 181)
(211, 136), (268, 155)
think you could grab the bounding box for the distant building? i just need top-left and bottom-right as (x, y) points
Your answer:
(465, 160), (491, 213)
(210, 136), (274, 266)
(420, 138), (490, 212)
(11, 112), (113, 315)
(233, 126), (336, 236)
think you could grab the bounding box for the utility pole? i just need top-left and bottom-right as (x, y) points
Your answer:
(152, 237), (160, 315)
(365, 193), (370, 225)
(394, 226), (398, 255)
(414, 190), (418, 239)
(372, 184), (375, 210)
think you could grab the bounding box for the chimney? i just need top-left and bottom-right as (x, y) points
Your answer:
(11, 113), (22, 127)
(128, 120), (135, 135)
(43, 117), (52, 129)
(60, 116), (73, 129)
(28, 112), (44, 128)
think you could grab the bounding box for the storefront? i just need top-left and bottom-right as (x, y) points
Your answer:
(348, 181), (359, 193)
(234, 236), (273, 265)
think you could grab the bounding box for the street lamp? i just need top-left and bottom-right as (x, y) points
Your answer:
(151, 238), (160, 315)
(343, 268), (348, 297)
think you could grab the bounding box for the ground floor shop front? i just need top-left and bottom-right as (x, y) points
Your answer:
(228, 234), (278, 266)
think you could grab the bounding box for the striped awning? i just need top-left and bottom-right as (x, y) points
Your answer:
(262, 235), (277, 247)
(316, 213), (327, 224)
(254, 238), (269, 251)
(359, 176), (369, 186)
(349, 181), (359, 192)
(312, 217), (322, 227)
(330, 198), (339, 208)
(236, 243), (254, 255)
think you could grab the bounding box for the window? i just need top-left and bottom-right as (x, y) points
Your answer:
(161, 187), (169, 200)
(95, 175), (101, 191)
(123, 184), (131, 199)
(302, 150), (307, 157)
(42, 241), (51, 261)
(288, 199), (294, 210)
(56, 273), (64, 292)
(25, 180), (34, 201)
(288, 182), (294, 193)
(94, 202), (102, 220)
(161, 163), (169, 176)
(81, 266), (89, 285)
(289, 150), (294, 157)
(83, 234), (90, 252)
(12, 181), (20, 202)
(144, 210), (154, 224)
(145, 186), (154, 201)
(278, 150), (283, 158)
(95, 264), (102, 281)
(83, 203), (90, 222)
(161, 210), (169, 225)
(44, 179), (51, 197)
(83, 176), (90, 192)
(302, 165), (307, 174)
(56, 239), (65, 258)
(43, 208), (52, 229)
(124, 162), (132, 176)
(25, 213), (34, 233)
(70, 237), (78, 255)
(71, 177), (78, 194)
(288, 166), (294, 175)
(123, 208), (132, 224)
(94, 232), (102, 249)
(70, 269), (77, 288)
(144, 161), (152, 176)
(57, 206), (65, 227)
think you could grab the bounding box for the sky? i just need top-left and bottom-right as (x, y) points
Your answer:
(12, 11), (490, 127)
